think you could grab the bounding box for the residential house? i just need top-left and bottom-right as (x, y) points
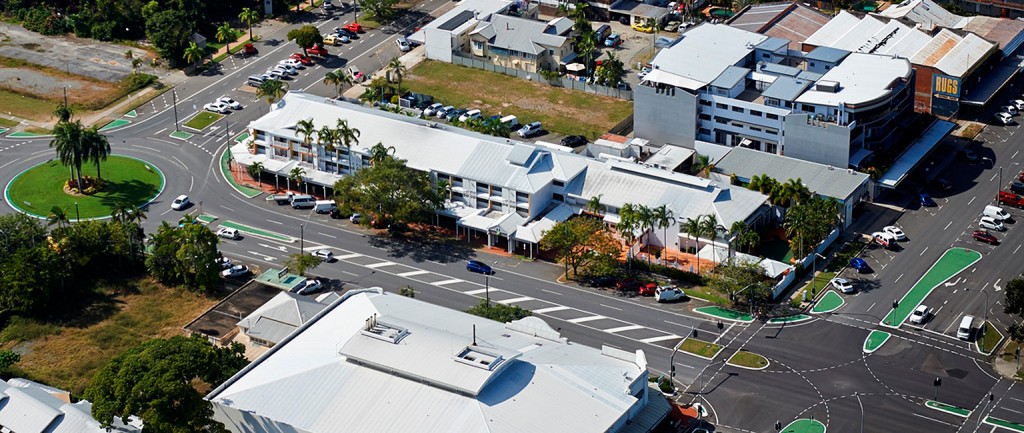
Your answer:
(469, 14), (574, 73)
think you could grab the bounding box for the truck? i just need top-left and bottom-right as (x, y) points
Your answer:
(998, 191), (1024, 208)
(271, 192), (294, 205)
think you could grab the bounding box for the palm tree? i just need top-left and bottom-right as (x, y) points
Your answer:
(336, 119), (360, 171)
(386, 57), (407, 97)
(692, 153), (715, 178)
(289, 166), (305, 192)
(247, 161), (264, 186)
(239, 7), (260, 41)
(323, 70), (353, 99)
(111, 201), (132, 225)
(48, 206), (70, 229)
(53, 103), (74, 123)
(682, 216), (702, 273)
(216, 22), (239, 57)
(653, 204), (674, 258)
(618, 203), (640, 268)
(83, 126), (111, 179)
(779, 178), (811, 207)
(318, 125), (336, 152)
(733, 221), (760, 254)
(183, 41), (204, 69)
(126, 204), (147, 225)
(257, 79), (288, 105)
(700, 214), (719, 264)
(585, 194), (605, 216)
(635, 205), (655, 263)
(296, 119), (316, 149)
(50, 120), (86, 192)
(369, 142), (395, 165)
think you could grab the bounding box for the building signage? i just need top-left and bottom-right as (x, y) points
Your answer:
(932, 74), (961, 100)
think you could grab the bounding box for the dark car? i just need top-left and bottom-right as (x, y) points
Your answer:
(972, 230), (999, 245)
(920, 193), (937, 207)
(1012, 181), (1024, 194)
(931, 178), (952, 191)
(466, 260), (493, 275)
(335, 27), (358, 39)
(560, 135), (588, 148)
(958, 149), (979, 164)
(329, 208), (345, 219)
(446, 108), (468, 122)
(585, 275), (616, 287)
(850, 257), (872, 273)
(616, 278), (641, 291)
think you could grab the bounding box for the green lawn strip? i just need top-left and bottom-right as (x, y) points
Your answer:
(882, 248), (981, 326)
(212, 38), (251, 63)
(693, 306), (754, 323)
(726, 350), (769, 370)
(219, 221), (294, 242)
(812, 290), (845, 314)
(219, 149), (263, 198)
(124, 109), (138, 118)
(863, 330), (891, 353)
(679, 337), (723, 360)
(0, 118), (17, 128)
(170, 130), (194, 140)
(793, 271), (836, 306)
(976, 321), (1004, 355)
(768, 314), (811, 324)
(405, 60), (633, 140)
(925, 400), (971, 418)
(183, 112), (223, 130)
(99, 119), (131, 132)
(196, 214), (218, 224)
(985, 416), (1024, 432)
(781, 418), (826, 433)
(233, 131), (251, 143)
(5, 155), (164, 219)
(8, 130), (48, 138)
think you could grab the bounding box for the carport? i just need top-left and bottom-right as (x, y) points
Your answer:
(609, 0), (670, 26)
(876, 120), (956, 189)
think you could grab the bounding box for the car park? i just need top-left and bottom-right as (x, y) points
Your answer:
(423, 103), (444, 117)
(265, 69), (287, 80)
(984, 205), (1012, 222)
(909, 305), (930, 324)
(247, 75), (267, 86)
(335, 28), (358, 39)
(466, 260), (493, 274)
(396, 36), (411, 52)
(324, 34), (342, 45)
(995, 112), (1013, 125)
(882, 225), (906, 241)
(171, 194), (191, 210)
(655, 286), (686, 302)
(517, 121), (543, 138)
(203, 102), (231, 114)
(222, 265), (250, 278)
(216, 227), (241, 240)
(979, 216), (1005, 231)
(458, 109), (482, 123)
(972, 229), (998, 245)
(871, 231), (896, 249)
(295, 279), (322, 295)
(217, 96), (242, 110)
(850, 257), (872, 273)
(919, 193), (937, 207)
(561, 135), (587, 148)
(830, 277), (855, 294)
(290, 53), (314, 65)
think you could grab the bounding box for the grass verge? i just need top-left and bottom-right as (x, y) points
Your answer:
(405, 60), (633, 140)
(977, 321), (1003, 355)
(184, 112), (224, 130)
(793, 271), (835, 306)
(0, 118), (18, 128)
(727, 350), (768, 369)
(680, 337), (723, 359)
(1, 278), (219, 395)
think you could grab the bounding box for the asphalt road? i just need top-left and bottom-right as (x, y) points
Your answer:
(2, 8), (1024, 432)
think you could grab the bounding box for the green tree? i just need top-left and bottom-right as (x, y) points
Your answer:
(691, 153), (715, 178)
(50, 120), (87, 193)
(182, 41), (203, 68)
(323, 70), (353, 99)
(652, 204), (674, 255)
(285, 252), (321, 276)
(0, 213), (46, 256)
(289, 166), (305, 192)
(296, 118), (317, 148)
(332, 156), (442, 227)
(541, 216), (621, 277)
(144, 9), (192, 64)
(0, 245), (65, 316)
(286, 25), (322, 56)
(318, 125), (337, 152)
(466, 299), (531, 322)
(699, 214), (720, 263)
(0, 350), (20, 373)
(336, 119), (360, 171)
(730, 220), (759, 255)
(585, 194), (605, 216)
(84, 335), (247, 433)
(360, 0), (400, 22)
(47, 206), (71, 229)
(257, 78), (288, 104)
(1004, 278), (1024, 320)
(83, 125), (111, 179)
(368, 142), (395, 165)
(146, 222), (180, 283)
(386, 57), (407, 96)
(175, 219), (222, 292)
(707, 261), (771, 311)
(681, 216), (702, 272)
(239, 7), (260, 40)
(247, 161), (264, 186)
(53, 102), (74, 123)
(596, 50), (625, 87)
(215, 22), (239, 57)
(784, 197), (840, 259)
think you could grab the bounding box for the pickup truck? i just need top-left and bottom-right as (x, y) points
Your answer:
(271, 192), (294, 205)
(999, 191), (1024, 208)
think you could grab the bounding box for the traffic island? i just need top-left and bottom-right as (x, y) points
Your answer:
(925, 400), (971, 418)
(767, 315), (812, 324)
(977, 321), (1004, 355)
(863, 330), (891, 354)
(679, 337), (724, 360)
(184, 112), (223, 130)
(694, 306), (754, 323)
(5, 155), (164, 219)
(811, 290), (845, 314)
(219, 149), (263, 198)
(780, 418), (825, 433)
(726, 350), (769, 370)
(881, 248), (981, 327)
(985, 416), (1024, 432)
(98, 119), (131, 132)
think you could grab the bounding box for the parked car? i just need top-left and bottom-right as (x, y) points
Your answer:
(215, 257), (232, 270)
(517, 121), (543, 138)
(1012, 99), (1024, 110)
(466, 260), (493, 275)
(329, 208), (345, 219)
(655, 286), (686, 302)
(998, 191), (1024, 208)
(242, 43), (257, 56)
(323, 1), (335, 10)
(171, 194), (191, 210)
(273, 64), (298, 75)
(871, 231), (896, 249)
(265, 69), (287, 80)
(347, 66), (365, 83)
(295, 279), (322, 294)
(203, 102), (231, 114)
(445, 108), (468, 122)
(830, 277), (855, 294)
(882, 225), (906, 241)
(663, 20), (681, 32)
(1001, 105), (1018, 116)
(604, 34), (622, 47)
(335, 27), (358, 39)
(222, 264), (250, 278)
(972, 229), (999, 245)
(324, 33), (343, 45)
(919, 193), (937, 207)
(458, 109), (482, 123)
(850, 257), (872, 273)
(396, 36), (411, 52)
(996, 112), (1014, 125)
(561, 135), (587, 148)
(909, 305), (930, 324)
(344, 22), (363, 33)
(583, 275), (616, 287)
(632, 22), (655, 33)
(217, 96), (242, 109)
(616, 278), (641, 291)
(435, 105), (455, 119)
(423, 102), (444, 117)
(1011, 181), (1024, 194)
(349, 213), (362, 223)
(979, 216), (1005, 231)
(216, 227), (241, 240)
(307, 44), (329, 57)
(639, 283), (657, 296)
(290, 53), (314, 65)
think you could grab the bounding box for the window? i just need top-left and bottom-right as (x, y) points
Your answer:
(553, 180), (564, 187)
(699, 99), (711, 106)
(492, 186), (503, 196)
(766, 113), (779, 120)
(732, 106), (744, 113)
(548, 49), (554, 56)
(553, 193), (564, 202)
(750, 110), (762, 117)
(715, 103), (728, 109)
(699, 113), (711, 121)
(749, 126), (762, 132)
(810, 62), (816, 67)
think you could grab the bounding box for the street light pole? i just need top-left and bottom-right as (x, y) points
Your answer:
(300, 224), (304, 254)
(811, 252), (825, 296)
(855, 392), (864, 433)
(74, 202), (80, 222)
(172, 89), (180, 131)
(485, 274), (490, 307)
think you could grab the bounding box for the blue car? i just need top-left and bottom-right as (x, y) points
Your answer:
(850, 257), (871, 273)
(920, 193), (937, 207)
(466, 260), (493, 275)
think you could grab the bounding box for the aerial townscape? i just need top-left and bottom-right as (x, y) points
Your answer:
(4, 0), (1024, 430)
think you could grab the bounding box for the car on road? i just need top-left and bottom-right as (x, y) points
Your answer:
(323, 0), (335, 10)
(295, 278), (322, 294)
(458, 109), (482, 123)
(972, 229), (999, 245)
(919, 193), (937, 207)
(171, 194), (191, 210)
(604, 33), (623, 47)
(396, 36), (411, 52)
(314, 249), (335, 262)
(996, 112), (1014, 125)
(435, 105), (455, 119)
(909, 305), (930, 324)
(561, 135), (587, 148)
(466, 260), (493, 275)
(279, 59), (305, 69)
(850, 257), (872, 273)
(222, 265), (250, 278)
(347, 66), (365, 83)
(830, 277), (855, 294)
(423, 103), (444, 117)
(242, 43), (257, 56)
(632, 22), (655, 33)
(290, 53), (314, 65)
(217, 96), (242, 110)
(203, 102), (231, 114)
(349, 213), (362, 223)
(883, 225), (907, 241)
(517, 121), (543, 138)
(216, 227), (241, 240)
(979, 216), (1005, 231)
(655, 286), (686, 302)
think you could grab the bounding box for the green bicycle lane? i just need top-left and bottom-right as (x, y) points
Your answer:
(881, 248), (981, 327)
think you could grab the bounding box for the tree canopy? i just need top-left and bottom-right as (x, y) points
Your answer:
(286, 25), (322, 55)
(84, 335), (248, 433)
(784, 197), (840, 259)
(145, 218), (221, 293)
(332, 155), (443, 227)
(1006, 278), (1024, 341)
(466, 300), (532, 323)
(541, 216), (620, 277)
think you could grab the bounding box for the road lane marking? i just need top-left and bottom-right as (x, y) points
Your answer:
(969, 196), (976, 205)
(365, 261), (397, 269)
(867, 302), (875, 312)
(341, 270), (358, 276)
(568, 315), (607, 323)
(498, 296), (534, 304)
(221, 205), (234, 212)
(266, 219), (283, 225)
(534, 306), (570, 314)
(318, 232), (337, 238)
(540, 288), (563, 296)
(895, 273), (904, 283)
(397, 270), (430, 277)
(464, 288), (491, 295)
(336, 253), (364, 259)
(599, 303), (623, 311)
(944, 221), (953, 230)
(920, 246), (929, 256)
(1015, 244), (1021, 255)
(640, 335), (680, 343)
(432, 278), (463, 286)
(912, 413), (958, 427)
(604, 324), (644, 333)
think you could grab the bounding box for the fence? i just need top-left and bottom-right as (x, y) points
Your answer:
(450, 53), (633, 101)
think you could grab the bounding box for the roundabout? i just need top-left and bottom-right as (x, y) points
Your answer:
(4, 154), (164, 219)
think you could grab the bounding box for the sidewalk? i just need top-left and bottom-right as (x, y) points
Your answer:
(344, 46), (428, 100)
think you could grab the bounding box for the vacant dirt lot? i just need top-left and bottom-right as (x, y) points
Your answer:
(0, 23), (153, 83)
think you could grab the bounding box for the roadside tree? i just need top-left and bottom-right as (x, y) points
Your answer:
(257, 79), (288, 104)
(541, 216), (621, 278)
(1005, 278), (1024, 341)
(323, 70), (354, 99)
(285, 252), (321, 276)
(360, 0), (400, 22)
(183, 41), (204, 68)
(286, 25), (322, 56)
(332, 156), (442, 227)
(215, 22), (239, 56)
(239, 7), (260, 40)
(144, 9), (191, 64)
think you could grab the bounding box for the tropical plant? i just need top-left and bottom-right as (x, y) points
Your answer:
(692, 153), (715, 178)
(336, 119), (360, 170)
(541, 216), (620, 277)
(585, 194), (605, 216)
(682, 216), (702, 272)
(247, 161), (264, 186)
(323, 70), (354, 99)
(257, 79), (288, 105)
(182, 41), (203, 68)
(111, 201), (132, 225)
(239, 7), (260, 40)
(653, 204), (674, 257)
(332, 156), (444, 227)
(47, 206), (70, 229)
(779, 178), (811, 207)
(368, 142), (396, 165)
(729, 221), (758, 256)
(49, 120), (86, 192)
(318, 125), (337, 152)
(289, 166), (306, 192)
(386, 57), (407, 97)
(296, 119), (317, 148)
(700, 214), (720, 263)
(285, 252), (321, 276)
(617, 203), (640, 267)
(53, 102), (74, 123)
(215, 22), (239, 57)
(83, 126), (111, 179)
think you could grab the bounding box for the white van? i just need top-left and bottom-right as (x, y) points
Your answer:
(983, 205), (1012, 222)
(290, 194), (315, 209)
(500, 115), (519, 129)
(957, 315), (974, 340)
(314, 200), (337, 214)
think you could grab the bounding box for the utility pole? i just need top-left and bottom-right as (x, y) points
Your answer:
(855, 392), (864, 433)
(300, 224), (305, 254)
(172, 89), (180, 131)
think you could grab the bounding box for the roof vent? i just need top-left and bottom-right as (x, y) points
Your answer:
(816, 81), (839, 93)
(455, 346), (505, 371)
(359, 314), (409, 344)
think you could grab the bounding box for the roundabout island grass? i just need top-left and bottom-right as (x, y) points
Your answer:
(5, 155), (164, 219)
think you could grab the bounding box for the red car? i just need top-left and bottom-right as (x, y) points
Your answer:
(307, 44), (329, 57)
(290, 53), (314, 65)
(972, 230), (998, 245)
(639, 283), (657, 296)
(344, 22), (363, 33)
(242, 43), (257, 56)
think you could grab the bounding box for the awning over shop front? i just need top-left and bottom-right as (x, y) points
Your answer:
(877, 120), (954, 189)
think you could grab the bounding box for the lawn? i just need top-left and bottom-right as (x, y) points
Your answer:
(792, 271), (836, 306)
(6, 155), (164, 219)
(404, 60), (633, 140)
(977, 321), (1003, 355)
(0, 117), (18, 128)
(184, 111), (223, 130)
(680, 337), (723, 359)
(0, 88), (64, 122)
(727, 350), (768, 369)
(0, 278), (219, 394)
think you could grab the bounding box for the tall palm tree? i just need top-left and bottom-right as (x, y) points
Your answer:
(126, 204), (147, 225)
(296, 119), (316, 149)
(323, 70), (353, 99)
(289, 166), (305, 192)
(734, 221), (760, 254)
(48, 206), (70, 229)
(700, 214), (719, 264)
(682, 216), (702, 273)
(49, 120), (86, 192)
(53, 103), (74, 123)
(239, 7), (260, 41)
(653, 204), (674, 257)
(692, 153), (715, 178)
(368, 142), (395, 165)
(83, 126), (111, 179)
(386, 57), (407, 97)
(257, 79), (288, 105)
(336, 119), (360, 171)
(247, 161), (264, 186)
(779, 178), (811, 207)
(635, 205), (655, 263)
(183, 41), (204, 69)
(216, 22), (239, 57)
(618, 203), (640, 268)
(585, 194), (605, 216)
(111, 201), (132, 225)
(318, 125), (336, 152)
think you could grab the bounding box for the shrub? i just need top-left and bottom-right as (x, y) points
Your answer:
(628, 258), (705, 286)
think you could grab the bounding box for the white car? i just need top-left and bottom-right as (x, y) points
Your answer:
(216, 227), (241, 240)
(871, 231), (896, 249)
(996, 112), (1014, 125)
(313, 249), (335, 262)
(279, 59), (305, 69)
(980, 216), (1005, 231)
(909, 305), (930, 324)
(831, 277), (855, 294)
(265, 69), (287, 80)
(273, 64), (298, 76)
(517, 121), (542, 138)
(215, 257), (232, 269)
(458, 109), (482, 123)
(171, 194), (190, 210)
(217, 96), (242, 110)
(222, 264), (249, 278)
(203, 102), (230, 114)
(1012, 99), (1024, 110)
(654, 286), (686, 302)
(396, 36), (411, 52)
(350, 213), (362, 223)
(295, 278), (322, 294)
(882, 225), (906, 241)
(422, 103), (444, 117)
(1001, 105), (1018, 116)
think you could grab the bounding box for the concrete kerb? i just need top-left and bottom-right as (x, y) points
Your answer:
(219, 148), (263, 199)
(725, 351), (770, 371)
(976, 321), (1005, 356)
(984, 416), (1024, 433)
(924, 400), (972, 418)
(811, 290), (845, 314)
(767, 315), (813, 325)
(863, 330), (891, 354)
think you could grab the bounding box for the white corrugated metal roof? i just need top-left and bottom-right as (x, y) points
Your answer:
(795, 53), (912, 107)
(932, 32), (996, 76)
(874, 0), (965, 31)
(650, 24), (767, 87)
(208, 292), (655, 433)
(714, 146), (869, 200)
(804, 11), (863, 48)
